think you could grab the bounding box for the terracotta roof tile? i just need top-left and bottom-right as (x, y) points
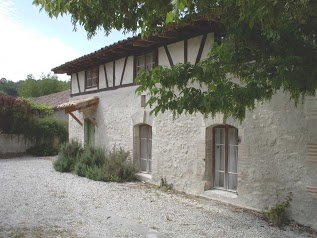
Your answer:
(31, 90), (70, 109)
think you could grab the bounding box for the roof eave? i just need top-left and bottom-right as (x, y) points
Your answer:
(52, 20), (222, 75)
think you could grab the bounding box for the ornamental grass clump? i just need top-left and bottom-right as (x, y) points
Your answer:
(54, 141), (136, 182)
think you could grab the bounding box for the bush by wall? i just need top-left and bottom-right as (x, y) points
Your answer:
(0, 96), (33, 134)
(54, 141), (136, 182)
(26, 117), (68, 145)
(0, 95), (68, 156)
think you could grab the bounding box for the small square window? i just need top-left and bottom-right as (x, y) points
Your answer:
(135, 52), (156, 76)
(141, 95), (146, 107)
(86, 67), (99, 88)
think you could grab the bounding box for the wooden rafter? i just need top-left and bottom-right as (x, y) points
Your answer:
(79, 104), (98, 112)
(69, 112), (83, 126)
(58, 97), (99, 126)
(83, 111), (97, 126)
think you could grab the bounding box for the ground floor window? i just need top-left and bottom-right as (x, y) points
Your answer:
(140, 125), (152, 173)
(84, 119), (95, 146)
(213, 125), (238, 191)
(134, 124), (152, 174)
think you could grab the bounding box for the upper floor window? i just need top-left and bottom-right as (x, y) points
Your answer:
(86, 67), (99, 88)
(135, 52), (156, 76)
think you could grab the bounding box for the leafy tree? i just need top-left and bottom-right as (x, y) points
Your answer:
(0, 80), (21, 97)
(33, 0), (317, 120)
(18, 73), (69, 97)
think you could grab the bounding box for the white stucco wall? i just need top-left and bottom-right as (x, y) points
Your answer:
(71, 73), (79, 94)
(66, 32), (317, 229)
(68, 86), (317, 229)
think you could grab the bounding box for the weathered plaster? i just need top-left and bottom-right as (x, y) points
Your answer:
(67, 32), (317, 229)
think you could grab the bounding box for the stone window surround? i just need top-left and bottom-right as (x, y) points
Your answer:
(131, 110), (155, 179)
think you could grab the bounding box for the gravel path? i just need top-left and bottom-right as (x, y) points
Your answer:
(0, 156), (315, 238)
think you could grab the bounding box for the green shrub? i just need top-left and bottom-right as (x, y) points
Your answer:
(85, 165), (106, 181)
(27, 144), (58, 156)
(0, 96), (33, 134)
(59, 139), (83, 159)
(0, 95), (68, 152)
(54, 140), (83, 172)
(27, 117), (68, 145)
(74, 146), (106, 178)
(263, 193), (293, 227)
(54, 143), (137, 182)
(54, 154), (75, 172)
(103, 146), (137, 182)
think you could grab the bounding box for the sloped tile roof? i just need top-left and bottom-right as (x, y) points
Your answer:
(52, 20), (221, 75)
(57, 96), (98, 110)
(31, 90), (70, 109)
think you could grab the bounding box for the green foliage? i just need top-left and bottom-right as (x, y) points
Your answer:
(59, 139), (83, 160)
(18, 73), (69, 97)
(0, 95), (68, 155)
(0, 96), (33, 134)
(263, 193), (293, 227)
(25, 118), (68, 156)
(26, 117), (68, 145)
(74, 146), (107, 177)
(22, 98), (53, 117)
(0, 80), (21, 97)
(34, 0), (317, 121)
(0, 91), (8, 96)
(54, 140), (83, 172)
(103, 146), (136, 182)
(54, 142), (137, 182)
(33, 0), (173, 38)
(27, 144), (59, 156)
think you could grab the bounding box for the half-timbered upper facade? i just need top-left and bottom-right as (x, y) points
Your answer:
(54, 20), (216, 97)
(53, 20), (317, 230)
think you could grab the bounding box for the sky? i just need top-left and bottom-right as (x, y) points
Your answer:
(0, 0), (129, 82)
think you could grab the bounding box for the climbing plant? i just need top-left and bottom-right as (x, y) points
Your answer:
(0, 95), (68, 156)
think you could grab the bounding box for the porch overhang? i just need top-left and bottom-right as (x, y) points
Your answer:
(57, 97), (99, 126)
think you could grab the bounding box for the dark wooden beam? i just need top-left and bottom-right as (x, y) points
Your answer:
(195, 34), (207, 65)
(184, 39), (188, 63)
(113, 61), (116, 87)
(104, 64), (109, 88)
(164, 45), (174, 67)
(76, 72), (81, 93)
(69, 112), (83, 126)
(120, 56), (128, 85)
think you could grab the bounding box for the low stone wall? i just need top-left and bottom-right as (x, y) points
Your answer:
(0, 134), (33, 156)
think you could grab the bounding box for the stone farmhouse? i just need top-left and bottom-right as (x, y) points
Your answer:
(52, 20), (317, 229)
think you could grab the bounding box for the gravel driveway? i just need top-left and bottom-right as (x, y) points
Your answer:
(0, 156), (315, 238)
